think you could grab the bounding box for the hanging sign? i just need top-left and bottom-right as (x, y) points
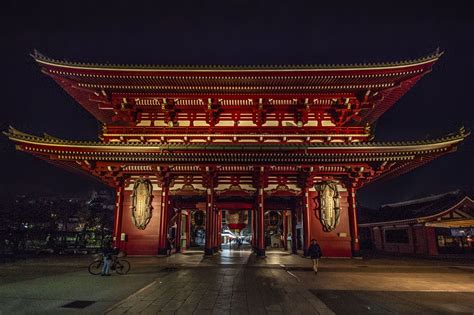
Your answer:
(314, 182), (341, 232)
(131, 178), (153, 230)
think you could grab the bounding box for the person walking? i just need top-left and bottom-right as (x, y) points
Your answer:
(307, 239), (322, 274)
(166, 236), (174, 256)
(101, 241), (113, 276)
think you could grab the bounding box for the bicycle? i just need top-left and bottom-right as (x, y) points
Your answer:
(88, 252), (131, 275)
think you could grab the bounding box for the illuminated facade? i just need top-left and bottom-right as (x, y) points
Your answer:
(5, 50), (468, 257)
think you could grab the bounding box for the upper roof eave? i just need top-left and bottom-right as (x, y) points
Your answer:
(31, 49), (443, 73)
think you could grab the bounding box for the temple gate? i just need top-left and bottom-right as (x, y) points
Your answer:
(5, 50), (468, 257)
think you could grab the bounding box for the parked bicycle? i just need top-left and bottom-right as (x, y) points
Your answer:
(88, 252), (130, 275)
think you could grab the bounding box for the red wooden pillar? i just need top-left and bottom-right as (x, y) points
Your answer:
(256, 187), (266, 257)
(283, 211), (288, 250)
(302, 188), (311, 256)
(211, 209), (216, 250)
(175, 210), (182, 253)
(348, 185), (361, 257)
(251, 208), (256, 250)
(205, 187), (215, 255)
(203, 168), (217, 256)
(291, 210), (297, 254)
(215, 210), (222, 251)
(254, 166), (268, 257)
(113, 181), (124, 249)
(219, 210), (223, 249)
(379, 226), (385, 251)
(425, 227), (438, 256)
(410, 225), (417, 255)
(185, 211), (191, 249)
(213, 208), (220, 252)
(158, 179), (170, 255)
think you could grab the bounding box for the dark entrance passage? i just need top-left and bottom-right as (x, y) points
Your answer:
(170, 195), (207, 253)
(189, 209), (206, 248)
(265, 196), (299, 253)
(168, 208), (205, 253)
(264, 210), (285, 249)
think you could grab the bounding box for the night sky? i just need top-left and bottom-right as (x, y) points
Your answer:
(1, 1), (473, 208)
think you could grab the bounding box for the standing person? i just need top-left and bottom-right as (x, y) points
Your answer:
(166, 236), (174, 256)
(307, 239), (322, 274)
(101, 241), (113, 276)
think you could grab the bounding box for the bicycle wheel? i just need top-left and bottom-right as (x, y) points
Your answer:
(115, 259), (130, 275)
(88, 260), (103, 275)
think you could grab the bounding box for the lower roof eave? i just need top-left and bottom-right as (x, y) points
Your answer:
(425, 219), (474, 228)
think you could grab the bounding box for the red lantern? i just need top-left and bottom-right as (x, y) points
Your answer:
(226, 211), (247, 230)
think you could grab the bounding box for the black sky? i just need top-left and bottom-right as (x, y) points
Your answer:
(1, 1), (473, 207)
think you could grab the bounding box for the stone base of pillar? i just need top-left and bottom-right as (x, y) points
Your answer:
(256, 248), (266, 257)
(212, 246), (219, 253)
(303, 248), (309, 257)
(157, 248), (168, 255)
(204, 248), (214, 256)
(175, 246), (181, 253)
(352, 238), (361, 257)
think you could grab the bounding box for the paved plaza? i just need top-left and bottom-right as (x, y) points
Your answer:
(0, 250), (473, 314)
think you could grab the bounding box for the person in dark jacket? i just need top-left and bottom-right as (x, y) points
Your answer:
(166, 237), (174, 256)
(101, 241), (114, 276)
(307, 239), (322, 274)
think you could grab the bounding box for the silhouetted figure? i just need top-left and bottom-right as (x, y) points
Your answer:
(307, 239), (322, 274)
(167, 237), (174, 256)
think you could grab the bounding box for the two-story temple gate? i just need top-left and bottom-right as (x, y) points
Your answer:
(6, 50), (468, 257)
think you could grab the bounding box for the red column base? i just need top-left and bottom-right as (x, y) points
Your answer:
(157, 248), (168, 255)
(256, 248), (265, 257)
(204, 248), (214, 256)
(352, 241), (361, 257)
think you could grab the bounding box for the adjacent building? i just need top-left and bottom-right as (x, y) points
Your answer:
(359, 191), (474, 256)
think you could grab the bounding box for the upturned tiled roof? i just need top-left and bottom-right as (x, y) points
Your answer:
(31, 49), (443, 71)
(359, 190), (474, 224)
(4, 126), (468, 150)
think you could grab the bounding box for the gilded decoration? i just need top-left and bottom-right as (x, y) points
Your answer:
(266, 184), (300, 196)
(169, 184), (206, 196)
(314, 182), (341, 232)
(216, 184), (254, 197)
(131, 178), (153, 230)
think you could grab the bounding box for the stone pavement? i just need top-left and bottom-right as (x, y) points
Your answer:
(106, 250), (474, 314)
(106, 266), (332, 314)
(0, 250), (473, 314)
(0, 255), (166, 314)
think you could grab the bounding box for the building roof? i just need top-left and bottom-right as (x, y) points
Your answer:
(359, 190), (474, 226)
(4, 126), (468, 187)
(4, 126), (466, 153)
(31, 50), (443, 125)
(32, 49), (443, 71)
